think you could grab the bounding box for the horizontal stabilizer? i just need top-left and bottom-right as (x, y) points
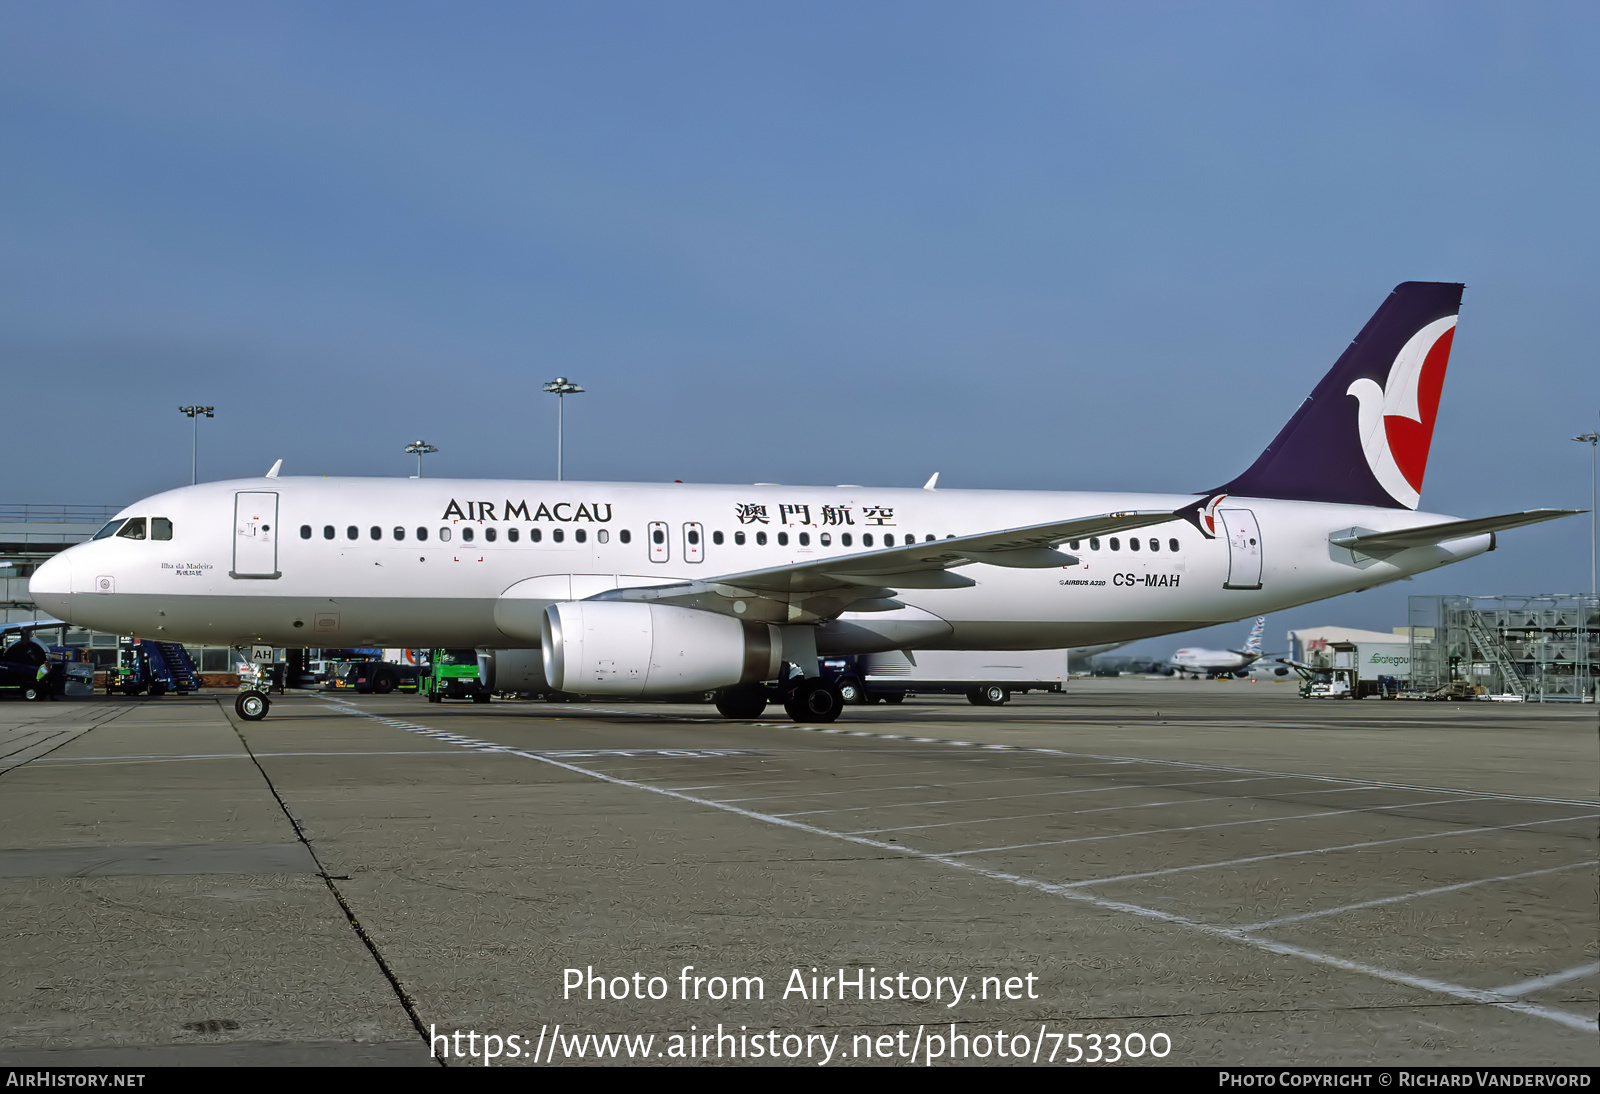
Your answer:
(1329, 509), (1581, 553)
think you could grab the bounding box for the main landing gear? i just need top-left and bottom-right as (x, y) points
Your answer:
(713, 679), (845, 723)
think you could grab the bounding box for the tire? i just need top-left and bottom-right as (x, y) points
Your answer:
(715, 685), (768, 719)
(472, 692), (491, 703)
(426, 692), (442, 703)
(966, 688), (986, 706)
(235, 690), (270, 721)
(372, 672), (395, 695)
(23, 684), (43, 702)
(149, 682), (167, 697)
(836, 677), (864, 704)
(982, 684), (1009, 705)
(881, 692), (906, 704)
(782, 680), (843, 724)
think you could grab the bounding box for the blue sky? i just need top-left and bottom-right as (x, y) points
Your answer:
(3, 2), (1596, 653)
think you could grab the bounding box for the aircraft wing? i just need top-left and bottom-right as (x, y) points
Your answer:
(1329, 509), (1580, 554)
(591, 509), (1180, 621)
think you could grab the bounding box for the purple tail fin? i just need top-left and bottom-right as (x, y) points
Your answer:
(1210, 281), (1465, 510)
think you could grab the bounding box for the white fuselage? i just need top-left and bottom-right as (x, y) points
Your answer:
(28, 476), (1491, 653)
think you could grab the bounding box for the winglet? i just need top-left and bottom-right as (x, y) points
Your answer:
(923, 472), (939, 490)
(265, 459), (283, 479)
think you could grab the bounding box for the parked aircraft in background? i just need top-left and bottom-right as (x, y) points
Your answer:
(29, 283), (1576, 723)
(1169, 617), (1268, 678)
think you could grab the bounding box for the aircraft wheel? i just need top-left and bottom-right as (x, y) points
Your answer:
(783, 680), (842, 723)
(715, 685), (767, 719)
(235, 690), (270, 721)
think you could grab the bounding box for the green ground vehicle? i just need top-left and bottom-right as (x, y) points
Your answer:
(420, 648), (491, 703)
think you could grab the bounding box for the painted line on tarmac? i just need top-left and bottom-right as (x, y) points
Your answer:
(1236, 861), (1600, 933)
(1493, 961), (1600, 998)
(327, 701), (1598, 1036)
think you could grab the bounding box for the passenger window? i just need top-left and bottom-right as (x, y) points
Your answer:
(417, 527), (428, 542)
(1110, 537), (1120, 551)
(652, 528), (665, 544)
(1127, 538), (1138, 552)
(485, 527), (497, 542)
(116, 518), (147, 540)
(925, 534), (935, 542)
(300, 525), (312, 539)
(687, 529), (700, 545)
(798, 532), (809, 546)
(324, 525), (335, 540)
(370, 526), (382, 541)
(597, 529), (608, 544)
(734, 531), (746, 545)
(712, 530), (724, 545)
(863, 533), (874, 547)
(1150, 538), (1160, 552)
(756, 531), (767, 546)
(347, 526), (358, 540)
(92, 519), (126, 540)
(393, 527), (405, 541)
(619, 529), (631, 544)
(884, 534), (895, 546)
(531, 528), (542, 543)
(1089, 538), (1100, 550)
(841, 532), (852, 546)
(1068, 540), (1080, 550)
(820, 533), (831, 546)
(508, 528), (519, 543)
(575, 528), (586, 543)
(462, 527), (474, 543)
(440, 528), (451, 542)
(151, 518), (172, 540)
(553, 528), (564, 543)
(777, 532), (789, 546)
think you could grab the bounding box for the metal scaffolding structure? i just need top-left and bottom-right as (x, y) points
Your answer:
(1407, 594), (1599, 702)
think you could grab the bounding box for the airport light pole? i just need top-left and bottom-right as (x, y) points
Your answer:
(178, 406), (214, 485)
(1576, 428), (1598, 599)
(405, 440), (438, 478)
(542, 376), (584, 481)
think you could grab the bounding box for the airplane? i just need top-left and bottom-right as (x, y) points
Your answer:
(28, 282), (1578, 724)
(1167, 616), (1269, 678)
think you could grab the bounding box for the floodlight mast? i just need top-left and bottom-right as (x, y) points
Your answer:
(542, 377), (584, 481)
(405, 440), (439, 478)
(1576, 427), (1599, 599)
(177, 406), (214, 485)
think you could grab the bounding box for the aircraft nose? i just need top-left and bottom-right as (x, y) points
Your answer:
(28, 552), (74, 621)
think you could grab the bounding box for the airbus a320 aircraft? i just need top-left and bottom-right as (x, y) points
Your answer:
(1168, 617), (1268, 679)
(29, 282), (1575, 724)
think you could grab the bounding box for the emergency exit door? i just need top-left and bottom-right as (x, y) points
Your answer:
(1219, 508), (1262, 590)
(232, 491), (280, 579)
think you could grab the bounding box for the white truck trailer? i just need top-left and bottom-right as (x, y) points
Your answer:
(821, 649), (1071, 706)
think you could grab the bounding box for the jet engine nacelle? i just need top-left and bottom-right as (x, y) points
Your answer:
(541, 602), (780, 697)
(477, 648), (549, 693)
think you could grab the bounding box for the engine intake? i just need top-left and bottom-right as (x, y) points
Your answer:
(541, 602), (779, 697)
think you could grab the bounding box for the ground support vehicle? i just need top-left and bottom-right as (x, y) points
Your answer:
(343, 659), (422, 695)
(420, 648), (492, 703)
(104, 639), (201, 697)
(820, 649), (1070, 706)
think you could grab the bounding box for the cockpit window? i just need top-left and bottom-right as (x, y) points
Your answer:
(92, 519), (126, 540)
(151, 518), (173, 541)
(116, 517), (147, 540)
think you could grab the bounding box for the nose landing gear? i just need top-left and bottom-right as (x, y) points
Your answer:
(235, 690), (270, 721)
